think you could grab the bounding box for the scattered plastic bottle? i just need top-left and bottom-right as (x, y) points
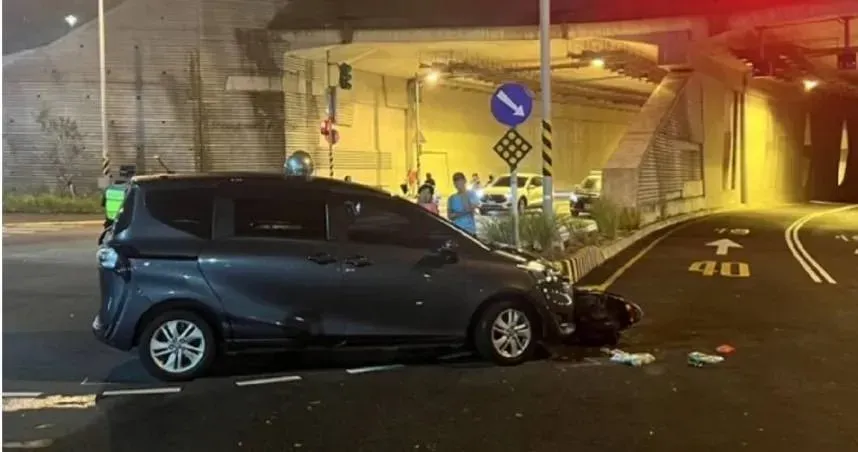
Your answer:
(688, 351), (725, 367)
(608, 349), (656, 367)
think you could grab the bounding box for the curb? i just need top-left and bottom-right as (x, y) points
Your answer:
(554, 207), (739, 285)
(2, 220), (104, 228)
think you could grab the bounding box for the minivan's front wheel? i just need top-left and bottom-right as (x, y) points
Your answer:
(138, 310), (216, 382)
(474, 300), (538, 366)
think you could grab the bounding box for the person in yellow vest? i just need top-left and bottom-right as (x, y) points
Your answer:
(101, 165), (136, 228)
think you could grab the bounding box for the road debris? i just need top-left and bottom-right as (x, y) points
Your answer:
(606, 349), (656, 367)
(688, 351), (725, 367)
(715, 344), (736, 355)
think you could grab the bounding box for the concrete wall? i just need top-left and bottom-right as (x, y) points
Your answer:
(2, 0), (286, 194)
(327, 70), (638, 197)
(604, 58), (807, 222)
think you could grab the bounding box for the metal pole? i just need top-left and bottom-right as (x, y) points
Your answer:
(98, 0), (110, 184)
(326, 50), (334, 178)
(539, 0), (554, 219)
(415, 77), (423, 186)
(510, 169), (521, 247)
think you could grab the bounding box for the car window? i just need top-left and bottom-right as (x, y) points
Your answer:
(233, 197), (326, 241)
(582, 177), (601, 190)
(145, 188), (214, 239)
(530, 177), (543, 188)
(492, 176), (528, 188)
(344, 197), (451, 248)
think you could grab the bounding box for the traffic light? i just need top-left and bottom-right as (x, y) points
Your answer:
(338, 63), (352, 90)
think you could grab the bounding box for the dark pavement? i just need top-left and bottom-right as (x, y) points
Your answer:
(4, 204), (858, 451)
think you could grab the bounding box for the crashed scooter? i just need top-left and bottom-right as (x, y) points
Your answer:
(487, 242), (643, 347)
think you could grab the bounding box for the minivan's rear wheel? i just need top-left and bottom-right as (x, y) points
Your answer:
(138, 310), (216, 382)
(474, 300), (538, 366)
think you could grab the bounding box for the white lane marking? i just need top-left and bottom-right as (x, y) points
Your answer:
(2, 392), (44, 398)
(345, 364), (406, 375)
(80, 377), (118, 386)
(235, 375), (302, 387)
(101, 387), (182, 397)
(785, 204), (858, 284)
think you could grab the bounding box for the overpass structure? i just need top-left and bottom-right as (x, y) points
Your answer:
(2, 0), (857, 216)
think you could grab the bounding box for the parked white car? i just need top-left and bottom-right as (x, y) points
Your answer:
(477, 173), (544, 214)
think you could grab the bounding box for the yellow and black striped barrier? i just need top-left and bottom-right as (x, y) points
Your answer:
(101, 156), (111, 177)
(541, 119), (552, 178)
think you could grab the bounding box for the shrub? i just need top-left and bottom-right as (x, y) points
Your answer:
(590, 199), (621, 239)
(480, 212), (592, 254)
(3, 192), (102, 214)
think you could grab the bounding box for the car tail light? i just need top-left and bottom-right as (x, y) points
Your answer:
(97, 246), (120, 269)
(97, 246), (131, 274)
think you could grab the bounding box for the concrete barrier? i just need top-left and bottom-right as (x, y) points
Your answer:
(553, 207), (734, 285)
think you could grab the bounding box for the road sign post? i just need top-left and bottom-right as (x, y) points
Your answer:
(539, 0), (554, 219)
(490, 83), (534, 248)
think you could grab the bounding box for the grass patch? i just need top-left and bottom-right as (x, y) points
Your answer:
(3, 193), (102, 214)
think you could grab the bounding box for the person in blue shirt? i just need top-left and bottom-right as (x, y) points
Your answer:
(447, 172), (481, 235)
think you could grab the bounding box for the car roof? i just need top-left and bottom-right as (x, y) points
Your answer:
(495, 172), (540, 178)
(131, 172), (392, 197)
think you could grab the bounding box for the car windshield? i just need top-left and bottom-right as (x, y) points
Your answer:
(491, 176), (528, 187)
(581, 177), (601, 190)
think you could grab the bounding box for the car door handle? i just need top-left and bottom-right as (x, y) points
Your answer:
(344, 255), (372, 267)
(307, 252), (337, 265)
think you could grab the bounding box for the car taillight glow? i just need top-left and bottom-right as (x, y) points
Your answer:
(97, 246), (120, 270)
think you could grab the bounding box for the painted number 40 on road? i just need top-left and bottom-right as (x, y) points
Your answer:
(689, 261), (751, 278)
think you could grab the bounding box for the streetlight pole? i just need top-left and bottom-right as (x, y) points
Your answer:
(414, 76), (423, 186)
(98, 0), (110, 185)
(539, 0), (555, 218)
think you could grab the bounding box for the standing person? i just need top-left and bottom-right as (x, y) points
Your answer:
(407, 168), (418, 195)
(416, 183), (439, 214)
(447, 172), (480, 235)
(425, 172), (436, 188)
(344, 175), (352, 182)
(487, 174), (495, 185)
(470, 173), (482, 191)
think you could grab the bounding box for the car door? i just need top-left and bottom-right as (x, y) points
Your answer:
(198, 183), (343, 345)
(329, 193), (469, 340)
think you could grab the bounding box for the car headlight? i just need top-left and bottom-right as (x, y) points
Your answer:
(517, 260), (546, 273)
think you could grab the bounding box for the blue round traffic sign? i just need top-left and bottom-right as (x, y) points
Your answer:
(490, 83), (533, 128)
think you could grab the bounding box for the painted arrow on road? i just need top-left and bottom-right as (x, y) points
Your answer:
(706, 238), (742, 256)
(496, 90), (526, 117)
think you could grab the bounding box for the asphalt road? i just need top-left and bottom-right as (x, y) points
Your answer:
(3, 204), (858, 451)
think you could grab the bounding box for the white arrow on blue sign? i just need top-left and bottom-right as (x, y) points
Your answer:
(490, 83), (533, 128)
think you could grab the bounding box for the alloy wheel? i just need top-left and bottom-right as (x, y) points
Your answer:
(149, 319), (207, 374)
(490, 308), (532, 359)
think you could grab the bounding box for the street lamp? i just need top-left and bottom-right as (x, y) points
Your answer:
(98, 0), (110, 186)
(424, 70), (440, 84)
(539, 0), (555, 219)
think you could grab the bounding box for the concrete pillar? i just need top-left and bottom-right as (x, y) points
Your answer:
(843, 102), (858, 202)
(808, 93), (845, 201)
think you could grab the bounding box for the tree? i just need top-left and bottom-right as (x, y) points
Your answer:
(35, 108), (85, 196)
